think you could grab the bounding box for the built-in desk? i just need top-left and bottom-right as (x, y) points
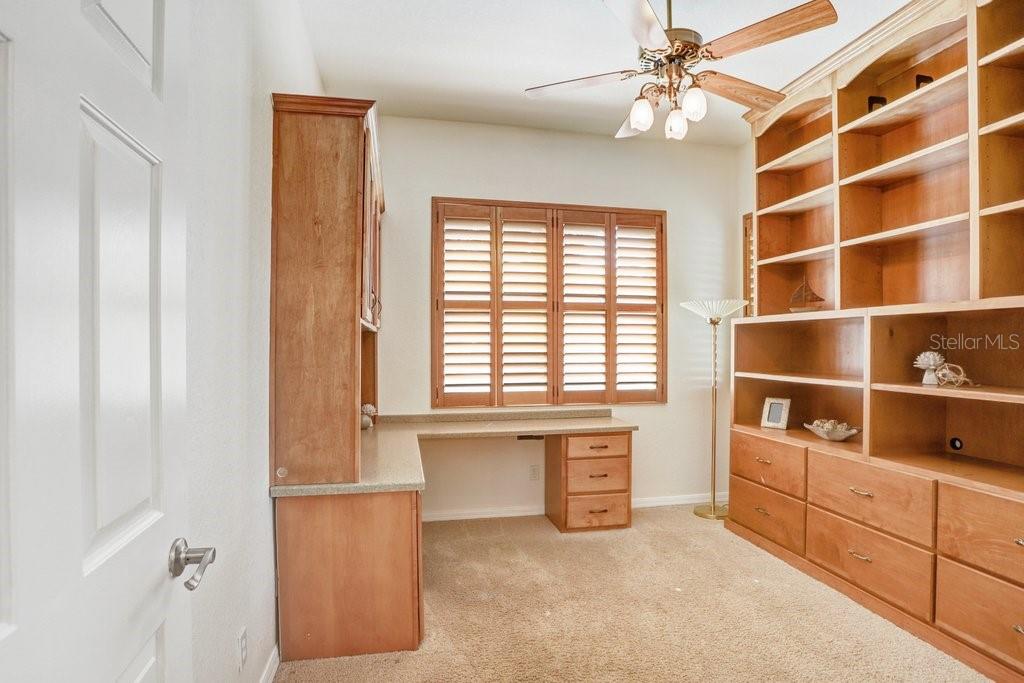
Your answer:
(272, 408), (639, 661)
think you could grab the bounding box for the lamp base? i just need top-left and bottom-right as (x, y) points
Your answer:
(693, 503), (728, 520)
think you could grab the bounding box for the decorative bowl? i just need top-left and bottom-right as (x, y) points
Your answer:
(804, 419), (859, 442)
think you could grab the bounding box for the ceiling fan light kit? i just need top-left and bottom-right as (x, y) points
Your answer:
(525, 0), (839, 141)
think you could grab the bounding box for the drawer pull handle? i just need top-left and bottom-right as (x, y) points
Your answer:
(755, 457), (772, 465)
(589, 444), (610, 450)
(847, 549), (872, 563)
(1014, 624), (1024, 636)
(754, 506), (770, 516)
(589, 473), (609, 479)
(848, 486), (874, 498)
(1015, 538), (1024, 548)
(589, 508), (609, 514)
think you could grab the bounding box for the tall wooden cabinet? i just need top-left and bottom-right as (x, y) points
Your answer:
(270, 94), (384, 486)
(730, 2), (1024, 680)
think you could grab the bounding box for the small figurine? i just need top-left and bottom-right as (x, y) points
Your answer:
(914, 351), (945, 386)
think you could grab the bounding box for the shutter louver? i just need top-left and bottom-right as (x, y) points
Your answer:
(501, 310), (548, 397)
(442, 309), (491, 395)
(616, 312), (658, 392)
(614, 219), (661, 401)
(615, 225), (658, 305)
(501, 221), (547, 302)
(443, 218), (492, 301)
(563, 224), (606, 303)
(563, 311), (607, 398)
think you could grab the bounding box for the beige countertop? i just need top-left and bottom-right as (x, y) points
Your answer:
(270, 410), (638, 498)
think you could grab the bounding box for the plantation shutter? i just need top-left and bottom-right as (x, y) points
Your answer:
(432, 199), (665, 407)
(434, 203), (495, 406)
(557, 210), (611, 404)
(614, 214), (664, 402)
(498, 207), (554, 405)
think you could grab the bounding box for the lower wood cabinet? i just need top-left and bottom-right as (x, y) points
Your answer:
(937, 482), (1024, 586)
(546, 432), (632, 532)
(730, 429), (807, 499)
(275, 491), (423, 661)
(728, 475), (805, 555)
(806, 505), (934, 621)
(935, 558), (1024, 674)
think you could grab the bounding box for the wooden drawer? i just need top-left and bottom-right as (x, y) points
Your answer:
(936, 558), (1024, 674)
(937, 483), (1024, 586)
(566, 493), (630, 529)
(567, 457), (629, 494)
(566, 433), (630, 459)
(730, 429), (806, 499)
(807, 449), (935, 547)
(728, 475), (806, 555)
(807, 506), (935, 621)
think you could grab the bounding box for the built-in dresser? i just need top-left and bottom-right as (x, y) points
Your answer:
(730, 2), (1024, 680)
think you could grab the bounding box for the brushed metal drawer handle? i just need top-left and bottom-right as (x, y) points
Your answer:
(589, 444), (610, 450)
(848, 549), (872, 563)
(589, 473), (609, 479)
(755, 457), (772, 465)
(754, 506), (770, 516)
(1014, 624), (1024, 636)
(589, 508), (609, 514)
(1015, 538), (1024, 548)
(848, 486), (874, 498)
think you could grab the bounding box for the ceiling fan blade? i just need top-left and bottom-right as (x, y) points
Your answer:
(525, 69), (641, 98)
(702, 0), (838, 59)
(696, 71), (785, 110)
(614, 114), (642, 139)
(602, 0), (671, 52)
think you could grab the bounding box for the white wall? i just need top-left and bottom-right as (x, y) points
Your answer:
(377, 117), (748, 519)
(187, 0), (321, 680)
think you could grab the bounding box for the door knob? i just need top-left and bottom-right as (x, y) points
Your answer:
(168, 538), (217, 591)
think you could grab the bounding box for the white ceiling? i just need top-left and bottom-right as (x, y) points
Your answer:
(297, 0), (908, 146)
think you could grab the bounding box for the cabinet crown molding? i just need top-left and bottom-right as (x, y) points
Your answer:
(272, 93), (376, 117)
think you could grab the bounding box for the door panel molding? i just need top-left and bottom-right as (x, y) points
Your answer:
(81, 0), (165, 94)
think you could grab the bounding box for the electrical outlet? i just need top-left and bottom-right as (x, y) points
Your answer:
(529, 464), (540, 481)
(238, 628), (248, 671)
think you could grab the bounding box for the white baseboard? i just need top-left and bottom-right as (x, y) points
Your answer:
(259, 645), (280, 683)
(422, 491), (729, 522)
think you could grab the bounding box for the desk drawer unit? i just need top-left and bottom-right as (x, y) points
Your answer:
(807, 449), (935, 547)
(730, 429), (806, 499)
(546, 432), (632, 532)
(936, 558), (1024, 674)
(807, 506), (935, 621)
(728, 475), (806, 555)
(937, 483), (1024, 586)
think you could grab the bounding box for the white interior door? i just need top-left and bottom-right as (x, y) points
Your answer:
(0, 1), (192, 680)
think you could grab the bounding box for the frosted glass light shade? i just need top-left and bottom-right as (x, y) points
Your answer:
(680, 298), (748, 322)
(629, 97), (654, 132)
(681, 86), (708, 122)
(665, 108), (688, 140)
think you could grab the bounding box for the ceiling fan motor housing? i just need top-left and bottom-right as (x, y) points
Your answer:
(639, 28), (704, 70)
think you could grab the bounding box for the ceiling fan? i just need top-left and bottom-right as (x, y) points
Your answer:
(525, 0), (838, 140)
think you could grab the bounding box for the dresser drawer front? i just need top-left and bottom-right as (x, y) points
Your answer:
(566, 493), (629, 529)
(729, 476), (805, 555)
(807, 450), (935, 547)
(807, 506), (935, 621)
(937, 483), (1024, 586)
(567, 457), (629, 494)
(730, 429), (806, 499)
(566, 434), (630, 459)
(936, 558), (1024, 673)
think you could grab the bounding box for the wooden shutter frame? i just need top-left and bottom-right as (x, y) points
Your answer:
(431, 197), (667, 408)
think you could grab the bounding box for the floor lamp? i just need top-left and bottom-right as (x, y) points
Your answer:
(681, 299), (748, 520)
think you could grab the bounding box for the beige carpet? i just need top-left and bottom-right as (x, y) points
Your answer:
(276, 505), (986, 682)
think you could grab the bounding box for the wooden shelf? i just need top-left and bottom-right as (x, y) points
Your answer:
(731, 423), (863, 456)
(756, 134), (833, 174)
(757, 244), (834, 266)
(979, 111), (1024, 137)
(737, 371), (862, 388)
(980, 198), (1024, 217)
(838, 68), (968, 136)
(757, 185), (833, 216)
(840, 213), (969, 248)
(979, 35), (1024, 68)
(874, 451), (1024, 495)
(840, 135), (968, 187)
(872, 382), (1024, 405)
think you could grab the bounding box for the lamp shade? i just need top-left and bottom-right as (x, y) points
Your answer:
(681, 86), (708, 122)
(680, 298), (748, 323)
(629, 97), (655, 132)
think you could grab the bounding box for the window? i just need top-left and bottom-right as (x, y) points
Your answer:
(431, 198), (666, 407)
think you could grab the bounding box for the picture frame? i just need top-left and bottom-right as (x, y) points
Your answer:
(761, 397), (791, 430)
